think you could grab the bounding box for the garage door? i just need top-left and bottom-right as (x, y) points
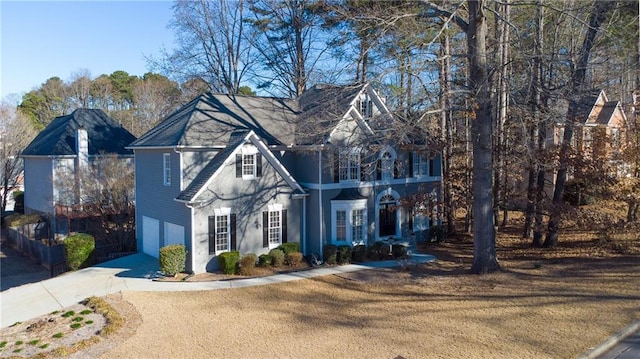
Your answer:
(164, 222), (185, 246)
(142, 216), (160, 258)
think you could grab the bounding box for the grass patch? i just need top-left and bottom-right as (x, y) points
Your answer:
(52, 332), (64, 339)
(83, 296), (123, 336)
(62, 311), (75, 318)
(10, 322), (21, 327)
(85, 320), (94, 325)
(72, 317), (84, 322)
(50, 310), (60, 315)
(12, 348), (22, 353)
(80, 309), (93, 315)
(27, 339), (40, 345)
(70, 323), (82, 330)
(15, 340), (23, 345)
(39, 343), (50, 349)
(0, 341), (6, 348)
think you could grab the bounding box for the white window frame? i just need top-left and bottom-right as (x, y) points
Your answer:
(163, 153), (171, 186)
(336, 210), (347, 242)
(267, 203), (283, 249)
(213, 207), (231, 254)
(339, 148), (361, 182)
(241, 145), (258, 180)
(413, 152), (429, 177)
(379, 146), (397, 181)
(331, 199), (367, 246)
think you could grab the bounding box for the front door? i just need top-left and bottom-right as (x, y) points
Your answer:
(379, 203), (396, 237)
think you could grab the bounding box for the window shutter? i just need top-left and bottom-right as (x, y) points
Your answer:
(281, 210), (288, 243)
(429, 156), (435, 177)
(236, 154), (242, 178)
(409, 152), (414, 177)
(256, 153), (263, 177)
(376, 160), (381, 180)
(333, 152), (340, 183)
(262, 211), (269, 248)
(393, 160), (399, 179)
(230, 213), (237, 251)
(208, 216), (216, 254)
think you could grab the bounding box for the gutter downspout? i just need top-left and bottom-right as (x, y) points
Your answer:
(302, 196), (306, 255)
(318, 149), (323, 257)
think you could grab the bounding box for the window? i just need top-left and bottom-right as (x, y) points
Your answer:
(331, 200), (367, 245)
(413, 152), (429, 177)
(381, 151), (394, 180)
(352, 209), (364, 243)
(339, 150), (361, 182)
(358, 97), (373, 118)
(236, 146), (262, 179)
(209, 208), (235, 254)
(163, 153), (171, 186)
(336, 211), (347, 241)
(263, 204), (286, 248)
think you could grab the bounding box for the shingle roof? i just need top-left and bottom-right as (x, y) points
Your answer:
(130, 83), (370, 148)
(22, 109), (136, 156)
(176, 130), (250, 202)
(130, 93), (298, 148)
(588, 101), (619, 126)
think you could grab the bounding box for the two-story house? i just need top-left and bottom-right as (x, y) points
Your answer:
(21, 108), (137, 238)
(130, 83), (442, 273)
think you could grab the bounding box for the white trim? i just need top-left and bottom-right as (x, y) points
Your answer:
(299, 176), (442, 190)
(375, 188), (401, 240)
(266, 206), (283, 249)
(330, 198), (368, 246)
(213, 208), (232, 255)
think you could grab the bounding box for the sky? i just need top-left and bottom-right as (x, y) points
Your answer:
(1, 1), (175, 101)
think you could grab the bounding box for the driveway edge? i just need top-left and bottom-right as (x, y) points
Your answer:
(578, 320), (640, 359)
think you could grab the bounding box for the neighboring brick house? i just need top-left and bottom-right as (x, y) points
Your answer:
(130, 83), (442, 273)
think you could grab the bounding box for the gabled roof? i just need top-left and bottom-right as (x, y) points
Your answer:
(576, 89), (623, 126)
(22, 109), (136, 157)
(130, 83), (386, 149)
(176, 130), (306, 203)
(587, 101), (620, 126)
(130, 93), (298, 148)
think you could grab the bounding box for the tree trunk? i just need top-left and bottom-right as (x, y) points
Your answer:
(439, 31), (455, 236)
(468, 0), (499, 274)
(544, 1), (613, 247)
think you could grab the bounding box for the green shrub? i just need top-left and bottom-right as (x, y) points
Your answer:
(278, 242), (300, 254)
(258, 254), (273, 267)
(238, 253), (257, 276)
(64, 233), (95, 270)
(337, 245), (352, 265)
(285, 251), (303, 266)
(392, 244), (408, 258)
(218, 251), (240, 274)
(323, 244), (338, 265)
(367, 241), (389, 260)
(4, 213), (42, 227)
(351, 245), (367, 262)
(159, 244), (186, 276)
(13, 191), (24, 214)
(269, 249), (285, 267)
(429, 225), (445, 242)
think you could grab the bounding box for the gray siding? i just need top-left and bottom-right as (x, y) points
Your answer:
(134, 149), (191, 267)
(23, 157), (54, 214)
(180, 149), (220, 187)
(191, 154), (302, 272)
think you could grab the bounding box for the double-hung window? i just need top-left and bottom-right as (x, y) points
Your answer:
(413, 152), (429, 177)
(263, 204), (286, 248)
(236, 145), (262, 180)
(209, 208), (235, 254)
(339, 149), (361, 182)
(163, 153), (171, 186)
(336, 211), (347, 241)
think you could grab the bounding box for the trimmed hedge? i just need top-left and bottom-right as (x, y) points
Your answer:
(238, 253), (257, 276)
(391, 244), (408, 258)
(64, 233), (95, 271)
(323, 244), (338, 265)
(278, 242), (300, 254)
(159, 244), (186, 276)
(258, 254), (273, 267)
(367, 241), (390, 260)
(429, 225), (445, 243)
(285, 251), (303, 266)
(13, 191), (24, 214)
(351, 245), (367, 262)
(4, 213), (42, 227)
(269, 249), (285, 267)
(219, 251), (240, 274)
(337, 245), (352, 265)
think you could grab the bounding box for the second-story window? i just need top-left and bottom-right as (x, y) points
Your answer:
(413, 152), (429, 177)
(339, 150), (361, 182)
(236, 145), (262, 180)
(163, 153), (171, 186)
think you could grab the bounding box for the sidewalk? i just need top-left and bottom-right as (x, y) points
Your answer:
(0, 252), (435, 328)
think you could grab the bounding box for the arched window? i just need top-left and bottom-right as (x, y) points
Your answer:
(378, 147), (397, 181)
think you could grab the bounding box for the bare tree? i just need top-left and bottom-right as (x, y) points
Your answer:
(159, 0), (253, 94)
(0, 101), (37, 218)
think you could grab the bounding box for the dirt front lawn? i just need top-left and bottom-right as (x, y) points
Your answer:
(97, 234), (639, 359)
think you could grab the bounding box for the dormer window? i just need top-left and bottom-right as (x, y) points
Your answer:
(358, 98), (373, 118)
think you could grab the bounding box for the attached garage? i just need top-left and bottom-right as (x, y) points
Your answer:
(142, 216), (160, 258)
